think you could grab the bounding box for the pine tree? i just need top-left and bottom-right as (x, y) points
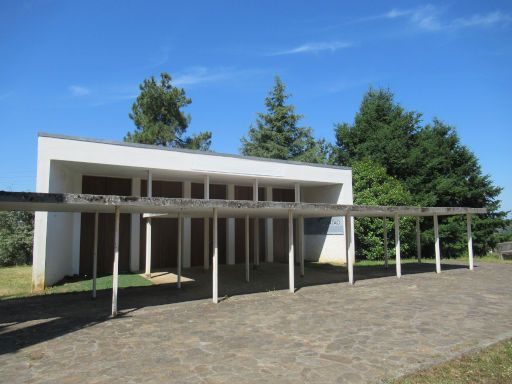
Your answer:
(241, 76), (328, 163)
(125, 72), (212, 150)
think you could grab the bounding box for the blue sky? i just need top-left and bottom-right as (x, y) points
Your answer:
(0, 0), (511, 214)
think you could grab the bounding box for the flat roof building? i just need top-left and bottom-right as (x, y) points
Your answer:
(32, 133), (354, 291)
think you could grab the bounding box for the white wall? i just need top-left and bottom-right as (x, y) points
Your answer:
(302, 183), (354, 264)
(33, 134), (353, 289)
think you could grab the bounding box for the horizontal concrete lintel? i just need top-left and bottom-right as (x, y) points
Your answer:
(0, 191), (487, 218)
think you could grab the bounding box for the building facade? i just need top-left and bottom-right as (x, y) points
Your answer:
(33, 133), (354, 289)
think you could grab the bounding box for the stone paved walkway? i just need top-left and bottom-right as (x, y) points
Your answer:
(1, 262), (511, 383)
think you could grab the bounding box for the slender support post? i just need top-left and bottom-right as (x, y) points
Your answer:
(92, 212), (99, 299)
(145, 170), (153, 277)
(288, 209), (295, 293)
(265, 186), (273, 263)
(467, 214), (474, 271)
(394, 214), (401, 278)
(253, 179), (259, 267)
(299, 216), (305, 277)
(212, 207), (218, 303)
(434, 214), (441, 273)
(177, 211), (182, 289)
(204, 175), (210, 270)
(416, 216), (422, 263)
(112, 206), (120, 317)
(245, 215), (250, 282)
(383, 217), (388, 269)
(345, 214), (354, 284)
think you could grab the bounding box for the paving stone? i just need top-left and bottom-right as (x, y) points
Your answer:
(0, 262), (511, 383)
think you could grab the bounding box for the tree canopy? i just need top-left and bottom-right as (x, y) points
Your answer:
(124, 72), (212, 150)
(0, 211), (34, 266)
(241, 76), (329, 163)
(333, 87), (509, 257)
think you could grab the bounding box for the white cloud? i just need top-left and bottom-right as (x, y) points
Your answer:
(362, 5), (512, 32)
(69, 85), (91, 97)
(270, 41), (353, 56)
(173, 66), (264, 86)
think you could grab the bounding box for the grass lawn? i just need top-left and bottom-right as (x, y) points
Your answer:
(0, 265), (153, 300)
(392, 339), (512, 384)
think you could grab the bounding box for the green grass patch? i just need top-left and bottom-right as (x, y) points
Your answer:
(392, 339), (512, 384)
(0, 265), (153, 300)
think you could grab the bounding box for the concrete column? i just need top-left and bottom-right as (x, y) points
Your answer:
(71, 172), (82, 275)
(434, 214), (441, 273)
(299, 216), (305, 277)
(394, 214), (401, 278)
(130, 177), (141, 272)
(245, 214), (250, 283)
(253, 179), (259, 267)
(345, 214), (354, 285)
(212, 207), (218, 303)
(145, 171), (153, 277)
(177, 211), (182, 289)
(183, 181), (191, 268)
(467, 214), (474, 271)
(288, 209), (294, 293)
(92, 212), (99, 299)
(383, 217), (388, 269)
(294, 183), (301, 265)
(112, 206), (120, 317)
(227, 184), (236, 265)
(416, 216), (421, 263)
(204, 175), (210, 270)
(265, 186), (273, 263)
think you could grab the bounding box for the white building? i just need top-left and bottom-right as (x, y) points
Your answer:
(32, 133), (354, 291)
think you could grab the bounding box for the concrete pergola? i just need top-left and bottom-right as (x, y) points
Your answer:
(0, 191), (486, 317)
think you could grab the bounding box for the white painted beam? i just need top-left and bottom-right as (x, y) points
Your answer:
(434, 213), (441, 274)
(416, 216), (421, 263)
(227, 184), (235, 265)
(212, 207), (218, 303)
(183, 181), (191, 268)
(265, 186), (273, 263)
(204, 175), (210, 270)
(112, 206), (120, 317)
(288, 209), (294, 293)
(177, 211), (182, 289)
(130, 177), (141, 272)
(253, 179), (259, 267)
(92, 212), (98, 299)
(299, 216), (305, 277)
(467, 214), (474, 271)
(394, 214), (401, 278)
(245, 214), (250, 283)
(383, 217), (388, 269)
(145, 170), (153, 277)
(345, 214), (354, 284)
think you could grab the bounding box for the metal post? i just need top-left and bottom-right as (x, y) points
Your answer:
(383, 217), (388, 269)
(112, 206), (120, 317)
(245, 214), (250, 282)
(92, 212), (99, 299)
(394, 214), (401, 278)
(434, 214), (441, 273)
(212, 207), (218, 303)
(288, 209), (294, 293)
(416, 216), (422, 263)
(177, 211), (182, 289)
(467, 214), (474, 271)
